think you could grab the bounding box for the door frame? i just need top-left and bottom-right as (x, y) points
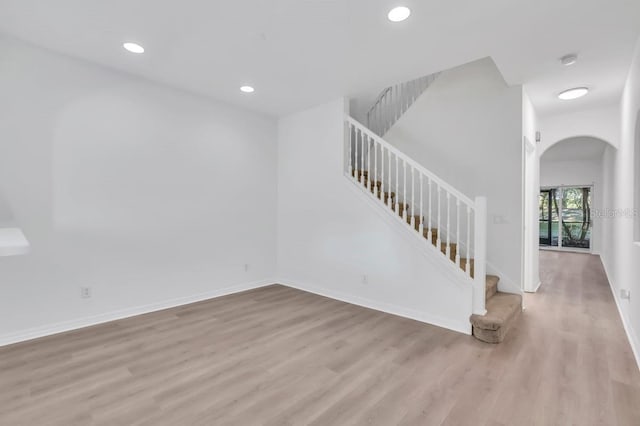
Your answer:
(539, 184), (594, 253)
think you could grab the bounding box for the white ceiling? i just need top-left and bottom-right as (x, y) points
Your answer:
(541, 136), (607, 161)
(0, 0), (639, 117)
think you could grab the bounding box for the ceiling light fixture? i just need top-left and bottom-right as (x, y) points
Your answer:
(558, 87), (589, 100)
(388, 6), (411, 22)
(560, 54), (578, 66)
(240, 86), (255, 93)
(123, 42), (145, 54)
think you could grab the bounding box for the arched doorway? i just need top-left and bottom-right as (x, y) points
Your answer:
(539, 136), (614, 252)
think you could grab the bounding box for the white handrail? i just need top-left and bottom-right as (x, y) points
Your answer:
(346, 116), (475, 208)
(346, 115), (487, 315)
(366, 72), (440, 136)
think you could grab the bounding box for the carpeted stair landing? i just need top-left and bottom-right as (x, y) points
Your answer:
(469, 275), (522, 343)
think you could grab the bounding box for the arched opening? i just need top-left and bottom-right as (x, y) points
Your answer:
(539, 136), (612, 252)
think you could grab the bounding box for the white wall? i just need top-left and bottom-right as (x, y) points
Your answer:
(601, 36), (640, 367)
(539, 158), (604, 254)
(539, 104), (620, 154)
(0, 37), (278, 343)
(0, 190), (14, 226)
(277, 98), (473, 334)
(384, 58), (524, 293)
(523, 90), (541, 292)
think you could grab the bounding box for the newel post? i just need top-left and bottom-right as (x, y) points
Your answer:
(473, 196), (487, 315)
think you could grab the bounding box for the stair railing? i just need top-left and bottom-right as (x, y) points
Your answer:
(346, 116), (487, 315)
(366, 72), (440, 137)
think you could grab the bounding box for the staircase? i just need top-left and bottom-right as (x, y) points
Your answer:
(366, 72), (440, 137)
(470, 275), (523, 343)
(347, 77), (522, 343)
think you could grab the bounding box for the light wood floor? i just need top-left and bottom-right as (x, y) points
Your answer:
(1, 252), (639, 425)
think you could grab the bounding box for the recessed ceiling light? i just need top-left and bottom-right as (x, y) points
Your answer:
(388, 6), (411, 22)
(240, 86), (255, 93)
(123, 42), (145, 54)
(560, 54), (578, 66)
(558, 87), (589, 100)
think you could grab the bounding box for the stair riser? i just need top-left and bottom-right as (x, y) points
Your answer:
(472, 305), (521, 344)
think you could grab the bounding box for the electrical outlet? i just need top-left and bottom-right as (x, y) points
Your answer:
(361, 275), (368, 285)
(80, 287), (91, 299)
(244, 263), (250, 272)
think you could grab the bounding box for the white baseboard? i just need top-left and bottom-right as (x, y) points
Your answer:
(279, 278), (472, 335)
(0, 276), (473, 347)
(600, 257), (640, 372)
(525, 281), (542, 293)
(0, 279), (275, 347)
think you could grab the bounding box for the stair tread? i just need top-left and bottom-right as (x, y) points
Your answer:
(486, 274), (499, 284)
(353, 170), (477, 279)
(470, 292), (522, 331)
(422, 228), (438, 238)
(391, 203), (409, 209)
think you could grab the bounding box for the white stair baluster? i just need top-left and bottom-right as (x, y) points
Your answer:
(405, 81), (410, 111)
(374, 140), (378, 197)
(366, 134), (371, 190)
(402, 161), (407, 220)
(381, 146), (385, 202)
(354, 128), (359, 181)
(446, 193), (451, 259)
(391, 85), (396, 123)
(388, 148), (392, 208)
(378, 94), (383, 135)
(395, 155), (399, 215)
(380, 93), (384, 135)
(344, 117), (482, 287)
(466, 206), (471, 276)
(419, 174), (424, 235)
(411, 167), (415, 229)
(360, 131), (365, 185)
(385, 91), (390, 134)
(456, 199), (461, 267)
(348, 123), (353, 177)
(395, 84), (401, 122)
(436, 186), (441, 249)
(428, 178), (433, 244)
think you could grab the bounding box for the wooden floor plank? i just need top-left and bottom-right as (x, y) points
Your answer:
(1, 251), (639, 425)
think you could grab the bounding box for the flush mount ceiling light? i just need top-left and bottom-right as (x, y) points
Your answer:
(558, 87), (589, 100)
(123, 42), (145, 54)
(388, 6), (411, 22)
(560, 53), (578, 66)
(240, 86), (255, 93)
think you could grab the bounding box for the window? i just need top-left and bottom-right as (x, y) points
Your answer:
(540, 186), (592, 250)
